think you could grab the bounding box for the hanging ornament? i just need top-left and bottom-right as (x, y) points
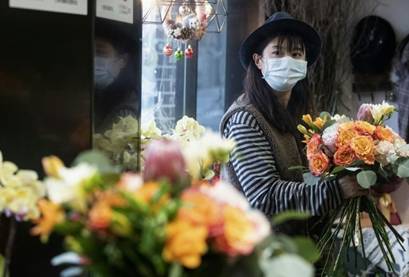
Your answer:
(184, 45), (194, 59)
(179, 3), (191, 17)
(163, 43), (173, 56)
(175, 48), (184, 61)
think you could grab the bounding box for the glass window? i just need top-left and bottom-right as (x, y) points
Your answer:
(141, 23), (178, 133)
(196, 27), (227, 131)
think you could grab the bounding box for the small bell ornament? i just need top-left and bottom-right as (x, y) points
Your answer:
(163, 43), (173, 57)
(185, 45), (194, 59)
(175, 48), (184, 60)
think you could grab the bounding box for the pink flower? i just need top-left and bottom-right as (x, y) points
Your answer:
(143, 139), (187, 183)
(357, 104), (373, 122)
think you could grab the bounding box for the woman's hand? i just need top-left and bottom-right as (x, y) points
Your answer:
(338, 175), (368, 199)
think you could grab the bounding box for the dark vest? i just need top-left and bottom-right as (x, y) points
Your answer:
(220, 94), (324, 237)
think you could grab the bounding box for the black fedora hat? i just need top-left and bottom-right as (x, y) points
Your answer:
(239, 12), (321, 69)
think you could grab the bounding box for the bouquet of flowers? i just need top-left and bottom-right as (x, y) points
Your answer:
(31, 136), (318, 277)
(297, 102), (409, 274)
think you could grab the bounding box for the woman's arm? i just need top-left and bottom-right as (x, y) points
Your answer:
(224, 111), (343, 216)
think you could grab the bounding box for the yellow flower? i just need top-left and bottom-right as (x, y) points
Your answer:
(313, 117), (326, 129)
(42, 156), (65, 178)
(31, 199), (65, 242)
(351, 136), (375, 165)
(163, 219), (208, 269)
(302, 114), (313, 126)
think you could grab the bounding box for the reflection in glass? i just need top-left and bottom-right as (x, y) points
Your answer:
(94, 21), (140, 134)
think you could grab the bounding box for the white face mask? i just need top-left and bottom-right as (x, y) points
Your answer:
(94, 57), (120, 90)
(262, 56), (307, 92)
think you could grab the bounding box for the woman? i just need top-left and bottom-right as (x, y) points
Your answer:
(220, 12), (366, 236)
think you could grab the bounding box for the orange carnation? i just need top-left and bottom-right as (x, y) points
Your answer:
(354, 121), (376, 136)
(374, 126), (394, 143)
(309, 151), (330, 176)
(333, 145), (356, 166)
(307, 134), (322, 159)
(336, 125), (359, 148)
(350, 135), (375, 165)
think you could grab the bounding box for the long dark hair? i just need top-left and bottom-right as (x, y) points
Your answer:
(244, 33), (313, 138)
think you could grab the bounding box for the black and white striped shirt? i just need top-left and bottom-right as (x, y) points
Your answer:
(223, 110), (343, 216)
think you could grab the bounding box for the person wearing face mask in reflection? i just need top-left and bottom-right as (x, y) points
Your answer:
(94, 25), (139, 133)
(220, 12), (367, 238)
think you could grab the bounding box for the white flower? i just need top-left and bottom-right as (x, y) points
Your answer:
(199, 181), (249, 210)
(370, 101), (396, 124)
(397, 144), (409, 158)
(322, 123), (339, 153)
(141, 120), (162, 140)
(375, 141), (395, 166)
(45, 164), (96, 205)
(331, 114), (351, 123)
(172, 116), (205, 144)
(260, 254), (314, 277)
(181, 131), (235, 179)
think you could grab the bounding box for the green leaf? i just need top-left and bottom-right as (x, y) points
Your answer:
(397, 159), (409, 178)
(72, 150), (119, 173)
(272, 211), (311, 226)
(331, 166), (346, 175)
(323, 119), (336, 129)
(292, 237), (321, 263)
(357, 170), (377, 188)
(320, 111), (331, 121)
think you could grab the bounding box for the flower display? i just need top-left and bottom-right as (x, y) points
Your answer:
(0, 151), (45, 221)
(29, 130), (317, 277)
(297, 102), (409, 274)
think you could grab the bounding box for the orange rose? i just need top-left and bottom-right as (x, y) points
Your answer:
(307, 134), (322, 159)
(134, 182), (169, 211)
(309, 151), (330, 176)
(179, 190), (222, 234)
(333, 145), (356, 166)
(88, 202), (112, 230)
(213, 206), (254, 257)
(374, 126), (394, 143)
(336, 125), (359, 148)
(163, 219), (208, 269)
(354, 121), (376, 136)
(350, 135), (375, 165)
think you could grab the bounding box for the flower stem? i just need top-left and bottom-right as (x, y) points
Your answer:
(3, 218), (17, 277)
